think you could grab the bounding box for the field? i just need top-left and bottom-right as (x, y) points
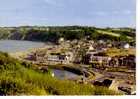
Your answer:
(104, 48), (136, 57)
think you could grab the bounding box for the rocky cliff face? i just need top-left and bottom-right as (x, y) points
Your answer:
(9, 32), (24, 40)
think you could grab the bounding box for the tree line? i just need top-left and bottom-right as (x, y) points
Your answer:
(0, 26), (135, 43)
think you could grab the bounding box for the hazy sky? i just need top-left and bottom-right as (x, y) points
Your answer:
(0, 0), (136, 27)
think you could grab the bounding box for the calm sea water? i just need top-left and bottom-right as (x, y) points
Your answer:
(0, 40), (45, 53)
(0, 40), (79, 79)
(53, 69), (79, 80)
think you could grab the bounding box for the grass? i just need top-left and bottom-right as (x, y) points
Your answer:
(97, 30), (120, 37)
(97, 30), (133, 39)
(0, 52), (121, 95)
(104, 48), (136, 57)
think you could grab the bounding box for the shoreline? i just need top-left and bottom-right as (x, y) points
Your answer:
(9, 46), (46, 59)
(8, 41), (56, 59)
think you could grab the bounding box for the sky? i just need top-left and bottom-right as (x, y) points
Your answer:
(0, 0), (136, 27)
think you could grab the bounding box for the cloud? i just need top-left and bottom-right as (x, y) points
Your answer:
(88, 10), (135, 17)
(0, 15), (48, 22)
(123, 10), (135, 14)
(88, 11), (108, 16)
(44, 0), (56, 5)
(111, 10), (135, 15)
(111, 11), (120, 14)
(43, 0), (63, 7)
(96, 11), (107, 16)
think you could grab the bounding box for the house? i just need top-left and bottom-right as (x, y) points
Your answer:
(83, 54), (112, 69)
(98, 40), (104, 44)
(123, 43), (130, 49)
(65, 52), (74, 62)
(46, 52), (74, 64)
(109, 55), (135, 68)
(111, 41), (130, 49)
(47, 54), (67, 64)
(91, 77), (121, 92)
(58, 37), (64, 44)
(84, 50), (135, 69)
(91, 78), (114, 88)
(88, 45), (94, 51)
(47, 55), (60, 61)
(90, 56), (112, 68)
(118, 84), (134, 95)
(109, 80), (120, 92)
(107, 43), (112, 48)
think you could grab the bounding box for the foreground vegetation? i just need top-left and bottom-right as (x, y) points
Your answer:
(0, 52), (121, 95)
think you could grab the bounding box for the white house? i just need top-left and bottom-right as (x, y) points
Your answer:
(124, 43), (130, 49)
(88, 45), (94, 51)
(58, 37), (64, 44)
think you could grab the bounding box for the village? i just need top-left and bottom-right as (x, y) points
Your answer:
(17, 37), (136, 95)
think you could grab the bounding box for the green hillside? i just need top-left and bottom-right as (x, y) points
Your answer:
(0, 26), (135, 43)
